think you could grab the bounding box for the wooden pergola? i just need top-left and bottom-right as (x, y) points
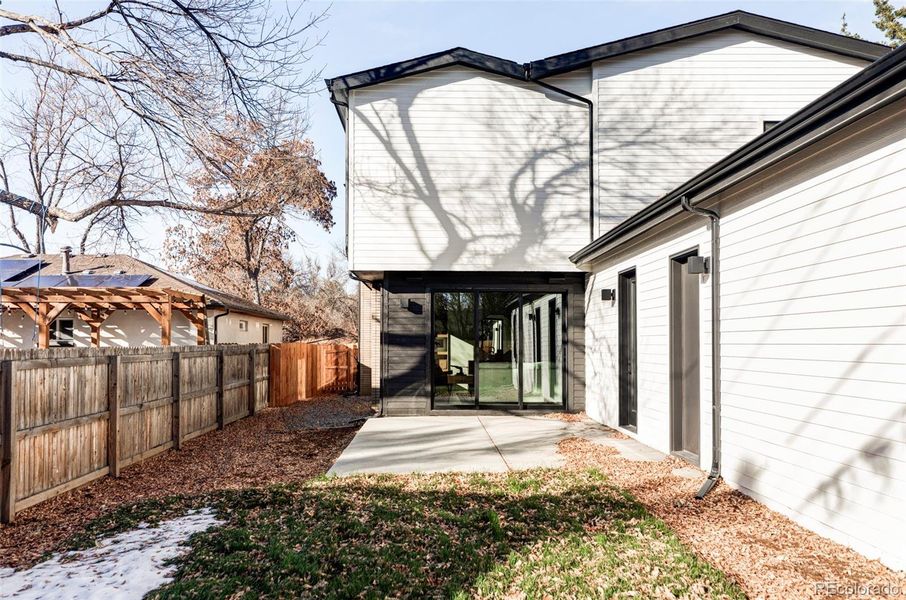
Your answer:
(0, 287), (208, 348)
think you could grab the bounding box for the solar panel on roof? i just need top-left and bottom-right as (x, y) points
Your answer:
(0, 259), (44, 284)
(11, 273), (152, 288)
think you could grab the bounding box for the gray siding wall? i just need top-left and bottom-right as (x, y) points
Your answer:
(383, 276), (430, 416)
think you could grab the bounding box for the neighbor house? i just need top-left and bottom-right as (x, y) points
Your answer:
(0, 250), (287, 349)
(328, 11), (906, 569)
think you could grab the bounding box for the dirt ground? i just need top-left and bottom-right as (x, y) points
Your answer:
(559, 435), (906, 600)
(0, 395), (372, 569)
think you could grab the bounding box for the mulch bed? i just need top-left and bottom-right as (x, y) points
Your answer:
(0, 395), (372, 569)
(559, 436), (906, 600)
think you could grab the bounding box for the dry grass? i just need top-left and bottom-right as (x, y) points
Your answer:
(0, 396), (371, 568)
(559, 437), (906, 599)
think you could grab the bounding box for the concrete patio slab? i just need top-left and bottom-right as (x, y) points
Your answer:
(328, 415), (662, 476)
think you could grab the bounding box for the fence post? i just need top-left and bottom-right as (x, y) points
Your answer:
(1, 360), (17, 524)
(216, 349), (225, 430)
(107, 355), (121, 478)
(248, 348), (257, 416)
(172, 351), (182, 450)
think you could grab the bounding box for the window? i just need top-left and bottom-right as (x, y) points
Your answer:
(238, 319), (249, 332)
(50, 318), (75, 347)
(763, 120), (781, 132)
(261, 324), (270, 344)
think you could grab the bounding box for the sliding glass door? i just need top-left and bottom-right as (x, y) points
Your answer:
(521, 293), (563, 406)
(432, 292), (475, 408)
(478, 292), (520, 406)
(432, 290), (564, 409)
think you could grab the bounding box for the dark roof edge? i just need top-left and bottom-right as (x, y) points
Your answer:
(530, 10), (889, 79)
(570, 43), (906, 265)
(326, 47), (523, 95)
(325, 47), (524, 130)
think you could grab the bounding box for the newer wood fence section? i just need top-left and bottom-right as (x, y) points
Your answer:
(269, 342), (357, 407)
(0, 344), (269, 523)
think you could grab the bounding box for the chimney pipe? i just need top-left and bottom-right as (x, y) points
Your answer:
(61, 246), (72, 274)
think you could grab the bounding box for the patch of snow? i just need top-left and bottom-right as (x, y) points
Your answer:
(0, 508), (222, 600)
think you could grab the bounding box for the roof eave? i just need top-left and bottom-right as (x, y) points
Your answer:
(530, 11), (889, 79)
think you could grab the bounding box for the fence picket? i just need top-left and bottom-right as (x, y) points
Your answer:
(0, 344), (270, 523)
(269, 342), (357, 406)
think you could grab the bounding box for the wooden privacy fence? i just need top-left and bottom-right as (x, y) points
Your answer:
(269, 342), (357, 406)
(0, 344), (269, 523)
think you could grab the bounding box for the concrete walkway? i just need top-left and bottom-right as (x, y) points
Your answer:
(328, 415), (664, 475)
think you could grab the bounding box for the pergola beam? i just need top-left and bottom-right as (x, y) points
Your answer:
(1, 287), (208, 349)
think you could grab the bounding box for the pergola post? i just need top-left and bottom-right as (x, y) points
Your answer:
(37, 303), (50, 349)
(161, 297), (173, 346)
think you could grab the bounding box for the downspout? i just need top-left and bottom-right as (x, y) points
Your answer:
(524, 65), (596, 242)
(212, 308), (230, 345)
(679, 196), (722, 499)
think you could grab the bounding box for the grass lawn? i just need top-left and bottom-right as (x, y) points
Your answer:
(71, 469), (745, 599)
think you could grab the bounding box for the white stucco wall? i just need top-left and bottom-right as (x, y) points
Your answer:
(1, 308), (283, 348)
(208, 310), (283, 345)
(0, 308), (198, 349)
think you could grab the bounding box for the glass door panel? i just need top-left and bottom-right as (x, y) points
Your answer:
(521, 293), (563, 406)
(433, 292), (475, 407)
(477, 292), (520, 405)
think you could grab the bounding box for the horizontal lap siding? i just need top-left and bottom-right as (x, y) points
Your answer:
(717, 103), (906, 570)
(383, 284), (430, 415)
(349, 67), (589, 272)
(593, 31), (866, 235)
(585, 220), (712, 465)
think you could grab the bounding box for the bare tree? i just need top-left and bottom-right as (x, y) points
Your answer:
(0, 0), (326, 242)
(164, 119), (336, 305)
(281, 255), (358, 342)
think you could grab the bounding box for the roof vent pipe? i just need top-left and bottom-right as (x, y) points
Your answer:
(60, 246), (72, 274)
(679, 196), (722, 499)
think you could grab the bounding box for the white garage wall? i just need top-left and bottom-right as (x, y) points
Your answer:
(208, 311), (283, 345)
(584, 98), (906, 569)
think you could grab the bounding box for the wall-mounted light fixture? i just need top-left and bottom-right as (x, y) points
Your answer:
(399, 298), (410, 310)
(687, 256), (710, 274)
(601, 289), (616, 302)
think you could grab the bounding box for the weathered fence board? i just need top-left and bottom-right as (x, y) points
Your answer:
(269, 342), (357, 407)
(0, 343), (270, 522)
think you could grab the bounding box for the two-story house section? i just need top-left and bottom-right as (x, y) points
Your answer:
(326, 11), (886, 415)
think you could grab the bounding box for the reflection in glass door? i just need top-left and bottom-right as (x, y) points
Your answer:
(521, 293), (563, 406)
(433, 292), (475, 407)
(432, 291), (564, 409)
(478, 293), (520, 405)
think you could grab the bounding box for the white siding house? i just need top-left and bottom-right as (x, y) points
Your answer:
(579, 53), (906, 570)
(328, 10), (903, 568)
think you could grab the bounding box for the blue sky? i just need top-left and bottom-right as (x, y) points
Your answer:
(0, 1), (885, 268)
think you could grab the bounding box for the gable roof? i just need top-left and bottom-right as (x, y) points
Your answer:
(527, 10), (888, 79)
(326, 47), (522, 127)
(570, 41), (906, 265)
(325, 10), (890, 126)
(0, 253), (290, 321)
